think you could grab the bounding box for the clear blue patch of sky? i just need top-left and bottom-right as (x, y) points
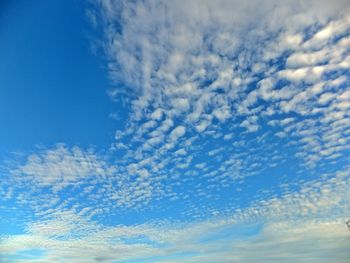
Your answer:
(0, 0), (124, 156)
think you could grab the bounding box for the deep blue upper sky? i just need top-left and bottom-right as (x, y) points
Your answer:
(0, 0), (118, 154)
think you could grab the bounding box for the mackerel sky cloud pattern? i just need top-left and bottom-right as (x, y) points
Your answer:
(1, 0), (350, 262)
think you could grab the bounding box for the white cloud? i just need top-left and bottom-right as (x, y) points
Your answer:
(318, 92), (336, 105)
(303, 16), (350, 49)
(3, 2), (350, 261)
(93, 0), (350, 173)
(171, 97), (190, 113)
(286, 50), (328, 68)
(169, 126), (186, 142)
(150, 108), (163, 120)
(240, 116), (259, 132)
(11, 144), (113, 192)
(2, 165), (350, 262)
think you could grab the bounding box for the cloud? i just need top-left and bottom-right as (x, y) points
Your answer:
(169, 126), (186, 142)
(1, 165), (350, 262)
(94, 0), (350, 171)
(11, 144), (114, 192)
(2, 1), (350, 261)
(2, 219), (350, 262)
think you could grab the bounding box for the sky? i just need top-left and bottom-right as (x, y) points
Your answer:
(0, 0), (350, 262)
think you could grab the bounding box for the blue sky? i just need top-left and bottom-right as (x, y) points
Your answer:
(0, 0), (118, 154)
(1, 0), (350, 262)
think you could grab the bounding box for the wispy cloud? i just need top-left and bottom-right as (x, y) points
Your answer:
(1, 165), (350, 262)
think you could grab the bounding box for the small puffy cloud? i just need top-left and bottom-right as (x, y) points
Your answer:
(174, 148), (187, 156)
(338, 90), (350, 100)
(286, 50), (328, 68)
(171, 97), (190, 113)
(213, 106), (231, 122)
(280, 33), (303, 49)
(279, 66), (325, 83)
(304, 17), (350, 48)
(318, 92), (336, 105)
(169, 126), (186, 142)
(150, 108), (163, 120)
(195, 119), (211, 132)
(240, 116), (259, 132)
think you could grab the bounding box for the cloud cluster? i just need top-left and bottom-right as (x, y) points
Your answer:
(1, 0), (350, 261)
(96, 0), (350, 185)
(77, 0), (350, 216)
(1, 165), (350, 262)
(11, 144), (113, 192)
(2, 0), (349, 221)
